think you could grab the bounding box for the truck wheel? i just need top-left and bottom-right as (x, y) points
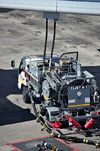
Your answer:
(46, 110), (50, 122)
(22, 86), (30, 103)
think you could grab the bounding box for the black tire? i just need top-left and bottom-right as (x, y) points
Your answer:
(46, 110), (50, 122)
(22, 86), (30, 103)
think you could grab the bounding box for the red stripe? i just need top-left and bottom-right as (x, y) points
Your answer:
(7, 135), (78, 151)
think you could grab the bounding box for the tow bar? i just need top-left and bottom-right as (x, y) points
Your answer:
(32, 99), (100, 149)
(36, 116), (100, 149)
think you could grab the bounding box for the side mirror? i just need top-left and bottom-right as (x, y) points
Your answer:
(11, 60), (15, 68)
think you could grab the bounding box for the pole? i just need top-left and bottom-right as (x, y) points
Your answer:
(43, 18), (48, 73)
(49, 19), (57, 70)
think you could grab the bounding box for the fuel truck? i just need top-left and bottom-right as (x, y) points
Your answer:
(13, 51), (100, 130)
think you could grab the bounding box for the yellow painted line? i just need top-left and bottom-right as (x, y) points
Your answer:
(68, 104), (90, 108)
(18, 77), (25, 85)
(78, 22), (83, 24)
(43, 94), (49, 100)
(5, 32), (10, 34)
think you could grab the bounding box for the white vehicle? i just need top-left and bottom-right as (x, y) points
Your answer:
(17, 54), (59, 103)
(9, 0), (100, 134)
(11, 51), (100, 132)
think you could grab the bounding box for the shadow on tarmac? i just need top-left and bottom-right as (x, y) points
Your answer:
(0, 66), (100, 127)
(0, 68), (35, 126)
(0, 8), (14, 13)
(82, 66), (100, 91)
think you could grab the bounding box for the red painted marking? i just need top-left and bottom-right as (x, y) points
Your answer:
(7, 135), (78, 151)
(54, 137), (79, 151)
(8, 135), (50, 151)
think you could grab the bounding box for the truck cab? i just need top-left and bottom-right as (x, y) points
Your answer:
(18, 54), (60, 103)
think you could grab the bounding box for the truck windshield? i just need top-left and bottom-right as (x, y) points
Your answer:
(61, 52), (78, 62)
(19, 59), (26, 74)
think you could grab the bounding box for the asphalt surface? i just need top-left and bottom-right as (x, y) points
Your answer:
(0, 9), (100, 151)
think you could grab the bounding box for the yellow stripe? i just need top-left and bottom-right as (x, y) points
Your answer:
(51, 133), (54, 137)
(68, 104), (90, 108)
(43, 94), (49, 100)
(86, 139), (88, 143)
(18, 77), (25, 85)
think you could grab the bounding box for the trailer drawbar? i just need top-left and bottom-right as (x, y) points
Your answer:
(35, 115), (100, 149)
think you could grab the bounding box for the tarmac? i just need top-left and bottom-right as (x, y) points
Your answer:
(0, 9), (100, 151)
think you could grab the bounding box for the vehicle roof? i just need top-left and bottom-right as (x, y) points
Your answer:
(23, 54), (60, 61)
